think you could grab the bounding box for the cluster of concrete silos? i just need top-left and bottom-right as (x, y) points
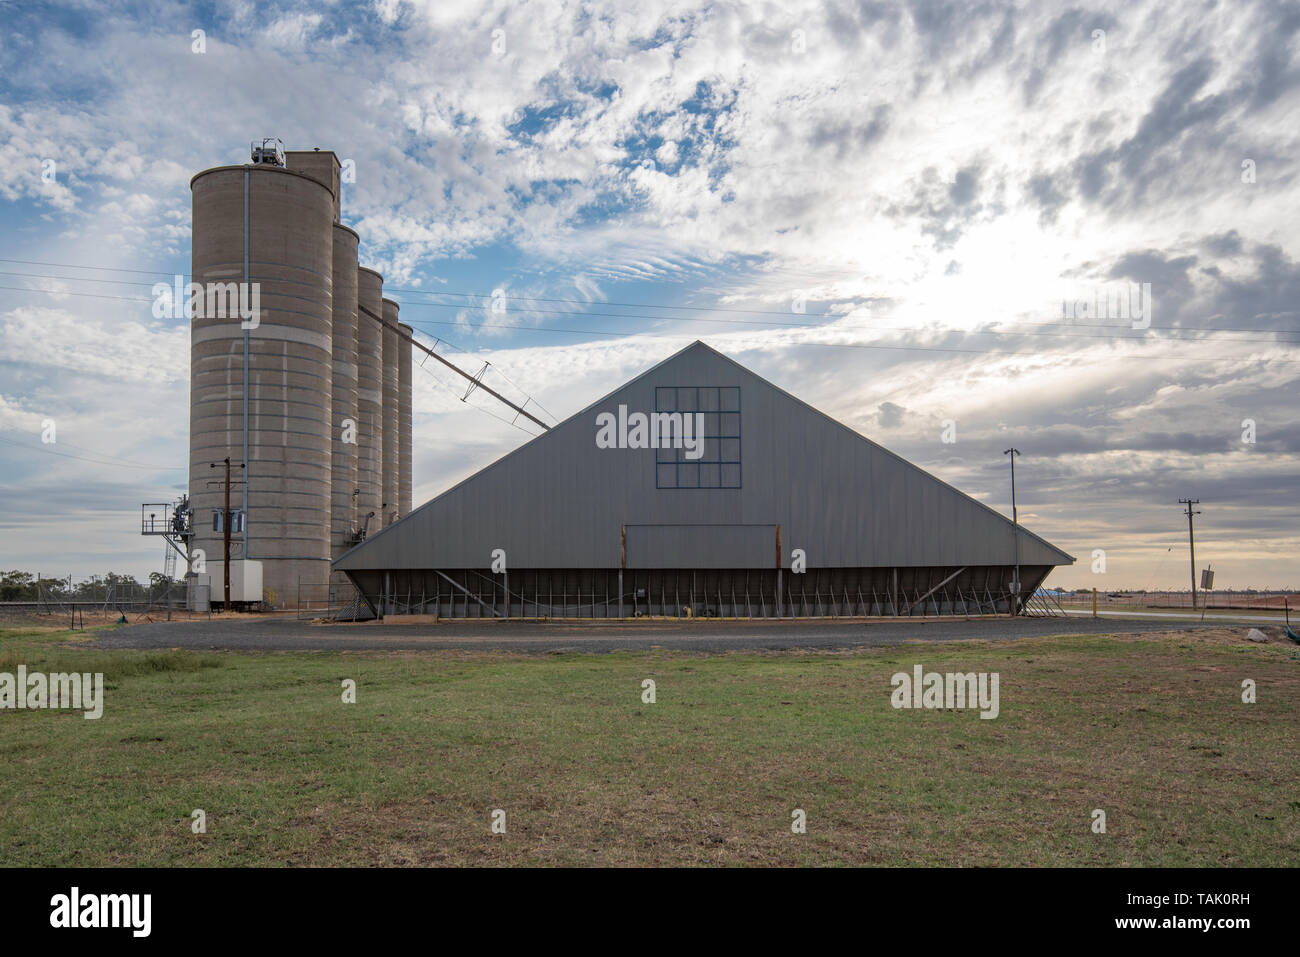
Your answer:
(188, 147), (412, 608)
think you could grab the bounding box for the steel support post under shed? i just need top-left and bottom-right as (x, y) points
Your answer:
(775, 525), (783, 618)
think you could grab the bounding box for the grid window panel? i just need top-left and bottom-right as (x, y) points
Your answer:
(655, 385), (741, 488)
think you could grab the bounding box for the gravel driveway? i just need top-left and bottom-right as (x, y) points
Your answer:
(88, 615), (1213, 654)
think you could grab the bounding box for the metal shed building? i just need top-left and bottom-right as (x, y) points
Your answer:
(335, 341), (1073, 618)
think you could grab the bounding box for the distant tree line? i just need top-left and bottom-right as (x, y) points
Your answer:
(0, 570), (175, 602)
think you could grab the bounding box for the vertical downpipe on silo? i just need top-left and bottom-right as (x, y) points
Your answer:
(355, 268), (384, 540)
(380, 299), (400, 527)
(190, 162), (334, 609)
(242, 170), (250, 562)
(330, 225), (360, 582)
(397, 322), (413, 518)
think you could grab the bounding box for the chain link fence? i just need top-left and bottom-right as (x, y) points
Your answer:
(0, 579), (195, 625)
(295, 580), (370, 621)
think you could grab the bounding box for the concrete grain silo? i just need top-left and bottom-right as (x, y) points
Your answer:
(397, 321), (413, 518)
(380, 298), (400, 527)
(355, 267), (385, 542)
(189, 156), (334, 607)
(329, 224), (360, 576)
(284, 150), (341, 223)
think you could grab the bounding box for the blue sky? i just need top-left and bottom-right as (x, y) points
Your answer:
(1, 0), (1298, 588)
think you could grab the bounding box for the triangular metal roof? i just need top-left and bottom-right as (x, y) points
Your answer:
(336, 340), (1073, 571)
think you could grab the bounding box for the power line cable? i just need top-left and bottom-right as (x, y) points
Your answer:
(0, 433), (185, 470)
(4, 278), (1297, 356)
(395, 315), (1300, 364)
(1, 257), (1295, 338)
(363, 293), (1300, 343)
(0, 280), (557, 429)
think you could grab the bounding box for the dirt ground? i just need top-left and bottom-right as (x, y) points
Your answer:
(0, 606), (294, 629)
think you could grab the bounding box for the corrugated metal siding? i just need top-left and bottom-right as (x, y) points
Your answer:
(336, 342), (1074, 571)
(624, 523), (779, 569)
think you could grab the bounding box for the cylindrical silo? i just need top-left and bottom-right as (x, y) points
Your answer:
(285, 150), (341, 224)
(330, 224), (359, 577)
(380, 298), (400, 527)
(397, 321), (413, 519)
(355, 267), (384, 542)
(190, 163), (334, 608)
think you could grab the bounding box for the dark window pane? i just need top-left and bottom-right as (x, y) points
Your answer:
(679, 411), (703, 443)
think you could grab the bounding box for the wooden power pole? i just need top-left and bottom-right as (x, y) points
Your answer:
(221, 457), (231, 609)
(1179, 498), (1201, 610)
(1004, 448), (1021, 614)
(208, 457), (244, 610)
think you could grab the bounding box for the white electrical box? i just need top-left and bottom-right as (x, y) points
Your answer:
(201, 560), (264, 604)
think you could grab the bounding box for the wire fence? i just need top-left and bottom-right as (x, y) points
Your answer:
(295, 581), (369, 621)
(1053, 590), (1296, 611)
(22, 580), (192, 613)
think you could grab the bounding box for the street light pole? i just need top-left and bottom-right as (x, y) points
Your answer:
(1004, 448), (1021, 615)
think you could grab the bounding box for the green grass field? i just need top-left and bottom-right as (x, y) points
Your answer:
(1, 625), (1297, 866)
